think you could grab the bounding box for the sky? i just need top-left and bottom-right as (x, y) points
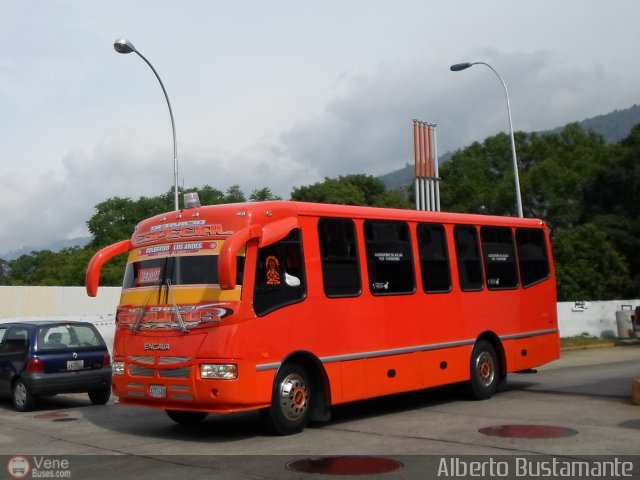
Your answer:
(1, 0), (639, 257)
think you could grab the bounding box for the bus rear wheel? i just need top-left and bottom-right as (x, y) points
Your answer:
(262, 364), (312, 435)
(165, 410), (208, 425)
(468, 340), (500, 400)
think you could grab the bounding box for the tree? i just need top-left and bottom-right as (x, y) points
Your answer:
(0, 259), (9, 285)
(250, 187), (282, 202)
(291, 174), (410, 208)
(580, 124), (640, 294)
(223, 185), (246, 203)
(439, 124), (609, 229)
(87, 196), (165, 248)
(195, 185), (226, 205)
(553, 223), (630, 301)
(520, 124), (609, 231)
(439, 133), (521, 216)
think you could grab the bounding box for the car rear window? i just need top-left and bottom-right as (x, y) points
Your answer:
(36, 324), (105, 350)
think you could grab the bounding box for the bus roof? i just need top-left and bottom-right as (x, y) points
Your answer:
(134, 200), (546, 236)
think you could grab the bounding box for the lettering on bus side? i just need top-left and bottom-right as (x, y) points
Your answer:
(134, 224), (233, 245)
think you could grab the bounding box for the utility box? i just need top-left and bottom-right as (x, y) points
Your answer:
(615, 304), (634, 338)
(633, 306), (640, 338)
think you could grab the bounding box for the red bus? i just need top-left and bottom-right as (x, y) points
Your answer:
(86, 197), (559, 434)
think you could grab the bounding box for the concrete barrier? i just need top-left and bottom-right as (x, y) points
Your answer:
(557, 300), (640, 338)
(0, 286), (120, 354)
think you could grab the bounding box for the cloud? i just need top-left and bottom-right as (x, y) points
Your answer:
(278, 49), (635, 180)
(1, 48), (635, 257)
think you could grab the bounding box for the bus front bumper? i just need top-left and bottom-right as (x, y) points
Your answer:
(111, 359), (274, 413)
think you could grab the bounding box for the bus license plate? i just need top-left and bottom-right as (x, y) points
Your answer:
(67, 360), (84, 371)
(150, 385), (166, 398)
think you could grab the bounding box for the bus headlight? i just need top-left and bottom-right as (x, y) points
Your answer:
(201, 363), (238, 380)
(112, 361), (125, 375)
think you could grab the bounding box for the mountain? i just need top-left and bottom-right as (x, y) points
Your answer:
(3, 237), (91, 260)
(547, 104), (640, 143)
(379, 104), (640, 191)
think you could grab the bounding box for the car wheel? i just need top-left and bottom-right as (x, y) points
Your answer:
(165, 410), (209, 425)
(12, 378), (36, 412)
(468, 340), (500, 400)
(88, 387), (111, 405)
(262, 363), (312, 435)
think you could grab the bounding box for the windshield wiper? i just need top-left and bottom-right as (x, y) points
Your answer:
(165, 278), (189, 333)
(131, 282), (161, 333)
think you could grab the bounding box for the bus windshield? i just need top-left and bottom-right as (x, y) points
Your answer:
(122, 242), (245, 290)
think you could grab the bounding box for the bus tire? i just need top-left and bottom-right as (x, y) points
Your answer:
(165, 410), (208, 425)
(468, 340), (499, 400)
(262, 363), (312, 435)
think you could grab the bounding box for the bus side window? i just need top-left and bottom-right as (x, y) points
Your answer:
(364, 220), (415, 295)
(253, 229), (306, 316)
(480, 226), (519, 290)
(516, 228), (551, 287)
(454, 225), (484, 291)
(417, 223), (452, 293)
(318, 218), (361, 297)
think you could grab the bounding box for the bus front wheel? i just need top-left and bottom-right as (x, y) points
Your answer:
(262, 364), (312, 435)
(468, 340), (500, 400)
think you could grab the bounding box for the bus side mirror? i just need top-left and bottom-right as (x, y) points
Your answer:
(219, 226), (260, 290)
(85, 240), (132, 297)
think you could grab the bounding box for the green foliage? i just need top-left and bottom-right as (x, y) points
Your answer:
(292, 174), (411, 208)
(87, 196), (168, 249)
(224, 185), (246, 203)
(0, 259), (9, 285)
(520, 124), (608, 230)
(7, 247), (94, 286)
(250, 187), (282, 202)
(552, 224), (630, 301)
(440, 133), (519, 216)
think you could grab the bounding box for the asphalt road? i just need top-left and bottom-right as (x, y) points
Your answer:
(1, 345), (639, 479)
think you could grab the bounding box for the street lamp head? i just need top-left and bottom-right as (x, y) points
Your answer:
(450, 62), (472, 72)
(114, 38), (136, 54)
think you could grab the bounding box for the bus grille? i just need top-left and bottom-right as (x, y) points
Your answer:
(129, 365), (154, 377)
(129, 356), (155, 365)
(159, 367), (191, 378)
(159, 356), (191, 365)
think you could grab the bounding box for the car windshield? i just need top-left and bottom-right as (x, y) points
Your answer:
(36, 324), (105, 351)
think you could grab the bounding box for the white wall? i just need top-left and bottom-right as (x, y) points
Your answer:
(1, 287), (637, 342)
(0, 286), (120, 354)
(557, 300), (639, 338)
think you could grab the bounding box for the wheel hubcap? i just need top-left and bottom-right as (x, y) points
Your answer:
(14, 383), (26, 406)
(476, 352), (495, 387)
(278, 373), (309, 421)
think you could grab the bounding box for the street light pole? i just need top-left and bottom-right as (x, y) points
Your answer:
(450, 62), (523, 217)
(114, 38), (179, 211)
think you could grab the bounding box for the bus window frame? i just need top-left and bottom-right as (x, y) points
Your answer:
(318, 217), (362, 299)
(515, 227), (552, 288)
(454, 225), (485, 292)
(479, 226), (520, 291)
(417, 222), (453, 294)
(363, 219), (416, 296)
(253, 228), (307, 317)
